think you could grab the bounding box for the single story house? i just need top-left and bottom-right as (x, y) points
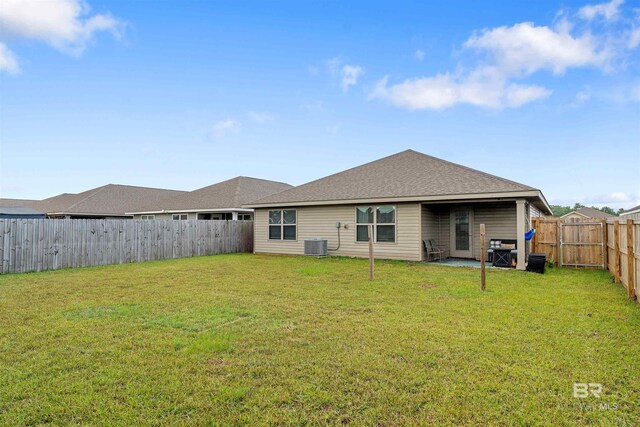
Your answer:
(245, 149), (552, 270)
(127, 176), (292, 221)
(560, 207), (614, 223)
(620, 205), (640, 221)
(0, 206), (46, 219)
(36, 184), (186, 219)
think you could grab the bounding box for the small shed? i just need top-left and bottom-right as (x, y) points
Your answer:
(0, 206), (46, 219)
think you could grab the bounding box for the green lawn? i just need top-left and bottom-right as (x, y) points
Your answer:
(1, 254), (639, 426)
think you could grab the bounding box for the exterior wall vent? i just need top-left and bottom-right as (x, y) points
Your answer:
(304, 239), (328, 256)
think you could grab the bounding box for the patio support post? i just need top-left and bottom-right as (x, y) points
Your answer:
(516, 200), (526, 271)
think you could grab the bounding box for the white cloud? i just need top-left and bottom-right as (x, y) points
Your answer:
(582, 191), (640, 209)
(504, 84), (553, 107)
(323, 57), (364, 92)
(415, 49), (425, 61)
(211, 119), (238, 140)
(341, 64), (364, 92)
(629, 26), (640, 48)
(370, 73), (550, 110)
(301, 100), (324, 113)
(464, 22), (610, 76)
(572, 89), (592, 106)
(370, 5), (639, 111)
(0, 0), (123, 73)
(0, 42), (19, 74)
(248, 111), (274, 124)
(578, 0), (624, 21)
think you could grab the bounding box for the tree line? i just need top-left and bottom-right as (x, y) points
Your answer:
(550, 203), (623, 217)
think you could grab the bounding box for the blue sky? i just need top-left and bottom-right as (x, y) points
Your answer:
(0, 0), (639, 209)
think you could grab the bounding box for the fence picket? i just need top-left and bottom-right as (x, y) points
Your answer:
(0, 219), (253, 274)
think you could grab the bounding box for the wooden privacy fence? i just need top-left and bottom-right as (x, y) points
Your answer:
(531, 217), (638, 301)
(0, 219), (254, 274)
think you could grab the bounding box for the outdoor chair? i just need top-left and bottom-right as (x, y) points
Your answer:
(423, 239), (444, 262)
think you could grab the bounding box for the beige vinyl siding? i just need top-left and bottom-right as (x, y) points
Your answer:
(421, 205), (450, 260)
(472, 202), (517, 260)
(254, 203), (422, 261)
(530, 204), (542, 219)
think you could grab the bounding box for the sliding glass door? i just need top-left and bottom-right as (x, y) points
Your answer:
(450, 208), (474, 258)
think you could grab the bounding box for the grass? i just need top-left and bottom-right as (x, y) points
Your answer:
(0, 254), (639, 426)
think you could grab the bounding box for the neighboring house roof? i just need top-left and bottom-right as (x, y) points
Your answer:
(0, 206), (45, 216)
(621, 204), (640, 216)
(0, 198), (41, 208)
(38, 184), (187, 216)
(560, 207), (615, 219)
(127, 177), (293, 214)
(246, 149), (550, 212)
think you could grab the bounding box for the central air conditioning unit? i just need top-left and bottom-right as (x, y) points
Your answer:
(304, 238), (328, 256)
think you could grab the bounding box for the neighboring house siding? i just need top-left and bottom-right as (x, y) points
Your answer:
(254, 203), (422, 261)
(562, 212), (589, 223)
(620, 212), (640, 221)
(472, 202), (517, 260)
(134, 213), (197, 220)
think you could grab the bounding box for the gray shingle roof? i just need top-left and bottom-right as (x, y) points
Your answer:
(249, 149), (537, 206)
(38, 185), (187, 215)
(128, 177), (293, 213)
(0, 198), (41, 208)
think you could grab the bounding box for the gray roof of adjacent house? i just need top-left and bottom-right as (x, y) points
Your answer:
(0, 198), (41, 208)
(246, 149), (550, 212)
(621, 204), (640, 215)
(127, 176), (293, 214)
(0, 206), (46, 218)
(38, 184), (187, 216)
(561, 207), (615, 219)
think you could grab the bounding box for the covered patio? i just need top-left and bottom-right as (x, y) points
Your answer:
(421, 199), (539, 269)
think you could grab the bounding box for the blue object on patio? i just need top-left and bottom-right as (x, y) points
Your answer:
(525, 228), (535, 241)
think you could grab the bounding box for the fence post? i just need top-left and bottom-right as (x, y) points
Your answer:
(368, 224), (374, 281)
(613, 221), (620, 284)
(480, 223), (486, 291)
(601, 219), (608, 271)
(531, 218), (537, 253)
(555, 220), (561, 267)
(627, 219), (635, 299)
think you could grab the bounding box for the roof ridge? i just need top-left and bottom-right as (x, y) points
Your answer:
(254, 151), (411, 201)
(102, 183), (187, 192)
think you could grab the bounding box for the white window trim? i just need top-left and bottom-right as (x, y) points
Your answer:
(140, 214), (155, 220)
(355, 205), (397, 244)
(268, 209), (297, 241)
(172, 214), (188, 220)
